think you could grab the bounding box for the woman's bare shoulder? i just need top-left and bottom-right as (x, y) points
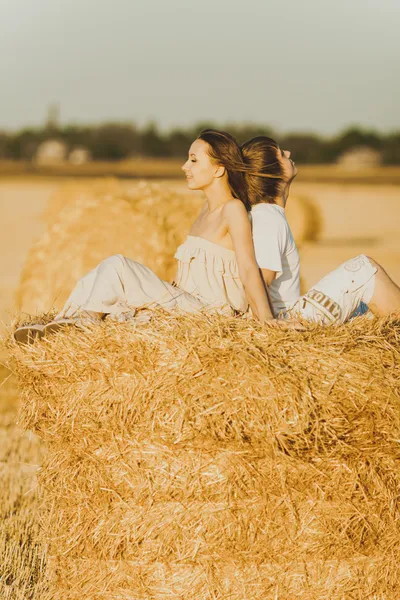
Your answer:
(222, 199), (248, 220)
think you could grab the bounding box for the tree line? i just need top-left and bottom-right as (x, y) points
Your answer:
(0, 122), (399, 164)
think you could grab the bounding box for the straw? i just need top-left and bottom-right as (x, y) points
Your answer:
(9, 312), (400, 599)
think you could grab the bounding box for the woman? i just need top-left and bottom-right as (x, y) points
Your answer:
(243, 135), (400, 324)
(14, 130), (277, 344)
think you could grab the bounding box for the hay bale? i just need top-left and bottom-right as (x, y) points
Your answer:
(10, 314), (400, 599)
(285, 195), (322, 244)
(16, 181), (202, 315)
(41, 178), (121, 226)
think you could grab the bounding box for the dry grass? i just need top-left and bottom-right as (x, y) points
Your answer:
(0, 359), (47, 599)
(297, 164), (400, 185)
(0, 158), (183, 180)
(8, 312), (400, 599)
(2, 160), (400, 185)
(16, 179), (318, 315)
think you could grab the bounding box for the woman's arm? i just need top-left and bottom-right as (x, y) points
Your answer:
(223, 200), (275, 322)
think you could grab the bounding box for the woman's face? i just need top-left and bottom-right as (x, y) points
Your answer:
(279, 148), (298, 181)
(182, 139), (220, 190)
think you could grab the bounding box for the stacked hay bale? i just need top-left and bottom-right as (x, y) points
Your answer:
(11, 314), (400, 599)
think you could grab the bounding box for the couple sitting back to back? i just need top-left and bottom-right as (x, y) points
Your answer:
(14, 129), (400, 344)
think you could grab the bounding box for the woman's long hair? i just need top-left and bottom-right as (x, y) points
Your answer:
(198, 129), (251, 211)
(240, 136), (285, 205)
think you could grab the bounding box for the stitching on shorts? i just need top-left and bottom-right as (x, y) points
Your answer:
(303, 289), (342, 322)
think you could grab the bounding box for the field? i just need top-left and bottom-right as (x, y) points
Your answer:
(1, 168), (400, 598)
(2, 159), (400, 184)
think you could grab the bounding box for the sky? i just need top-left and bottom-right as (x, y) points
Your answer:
(0, 0), (399, 135)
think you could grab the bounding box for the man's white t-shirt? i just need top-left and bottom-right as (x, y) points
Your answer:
(251, 203), (301, 315)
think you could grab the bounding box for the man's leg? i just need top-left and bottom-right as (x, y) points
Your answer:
(366, 257), (400, 317)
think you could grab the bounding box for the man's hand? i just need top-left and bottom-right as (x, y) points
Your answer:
(264, 318), (306, 331)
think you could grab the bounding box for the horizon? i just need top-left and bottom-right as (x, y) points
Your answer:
(2, 116), (399, 139)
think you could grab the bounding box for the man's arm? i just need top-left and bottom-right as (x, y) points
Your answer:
(260, 267), (277, 287)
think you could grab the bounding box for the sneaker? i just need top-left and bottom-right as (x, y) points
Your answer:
(14, 324), (45, 345)
(42, 318), (80, 335)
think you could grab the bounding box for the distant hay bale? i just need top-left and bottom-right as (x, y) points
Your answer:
(68, 146), (91, 165)
(34, 139), (67, 166)
(286, 195), (322, 243)
(10, 314), (400, 599)
(17, 180), (202, 315)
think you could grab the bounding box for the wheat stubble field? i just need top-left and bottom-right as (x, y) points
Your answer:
(1, 171), (400, 599)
